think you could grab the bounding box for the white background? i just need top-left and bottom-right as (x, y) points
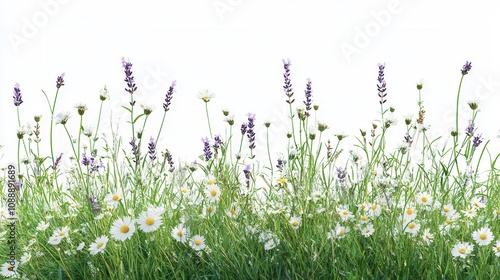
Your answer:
(1, 0), (500, 171)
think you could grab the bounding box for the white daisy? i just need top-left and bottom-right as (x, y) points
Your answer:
(368, 203), (382, 217)
(36, 221), (49, 231)
(422, 228), (434, 245)
(361, 224), (375, 237)
(53, 226), (70, 239)
(190, 235), (206, 251)
(289, 216), (301, 230)
(110, 216), (136, 241)
(48, 235), (63, 245)
(451, 242), (473, 259)
(470, 197), (486, 209)
(89, 235), (108, 255)
(77, 242), (85, 251)
(104, 191), (123, 207)
(1, 260), (18, 277)
(20, 253), (31, 264)
(403, 205), (417, 221)
(205, 184), (221, 203)
(472, 226), (494, 246)
(404, 221), (420, 236)
(171, 223), (190, 243)
(198, 89), (215, 102)
(493, 240), (500, 257)
(226, 204), (241, 218)
(264, 239), (279, 250)
(415, 192), (432, 206)
(462, 208), (476, 218)
(137, 209), (163, 233)
(441, 204), (455, 217)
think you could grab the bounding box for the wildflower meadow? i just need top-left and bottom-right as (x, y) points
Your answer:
(1, 59), (500, 279)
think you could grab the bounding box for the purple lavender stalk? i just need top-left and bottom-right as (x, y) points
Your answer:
(163, 80), (176, 112)
(472, 134), (483, 148)
(129, 139), (139, 163)
(465, 120), (476, 137)
(337, 167), (347, 184)
(283, 59), (295, 104)
(461, 61), (472, 75)
(52, 153), (63, 169)
(276, 157), (285, 171)
(377, 63), (387, 104)
(202, 137), (212, 161)
(213, 135), (223, 156)
(82, 153), (91, 166)
(89, 196), (100, 213)
(243, 164), (251, 184)
(56, 73), (65, 89)
(13, 83), (23, 106)
(241, 122), (248, 135)
(166, 151), (175, 172)
(148, 136), (157, 160)
(122, 57), (137, 95)
(246, 113), (256, 152)
(303, 78), (312, 116)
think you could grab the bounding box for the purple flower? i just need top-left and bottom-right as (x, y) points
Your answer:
(241, 122), (248, 135)
(52, 153), (63, 170)
(336, 167), (347, 183)
(89, 196), (100, 213)
(129, 139), (139, 163)
(465, 120), (476, 137)
(283, 58), (295, 104)
(202, 137), (212, 161)
(148, 137), (156, 161)
(166, 150), (175, 172)
(56, 73), (65, 89)
(243, 164), (251, 184)
(303, 78), (312, 116)
(213, 135), (223, 157)
(13, 83), (23, 106)
(404, 133), (413, 145)
(473, 133), (483, 148)
(276, 157), (285, 171)
(246, 113), (256, 151)
(377, 63), (387, 104)
(122, 57), (137, 94)
(461, 61), (472, 75)
(163, 80), (176, 112)
(82, 153), (91, 166)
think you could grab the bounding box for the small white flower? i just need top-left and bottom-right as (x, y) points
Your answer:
(404, 221), (420, 236)
(1, 260), (18, 277)
(36, 221), (49, 231)
(472, 226), (494, 246)
(264, 238), (279, 250)
(289, 216), (301, 230)
(77, 242), (85, 251)
(171, 223), (190, 243)
(361, 224), (375, 237)
(205, 184), (221, 203)
(190, 235), (206, 251)
(198, 89), (215, 102)
(137, 209), (163, 233)
(422, 228), (434, 245)
(493, 240), (500, 257)
(110, 216), (136, 241)
(89, 235), (108, 255)
(451, 242), (473, 259)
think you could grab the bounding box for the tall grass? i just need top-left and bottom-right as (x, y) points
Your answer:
(1, 59), (499, 279)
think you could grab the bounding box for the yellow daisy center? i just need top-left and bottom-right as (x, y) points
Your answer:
(443, 207), (449, 212)
(208, 206), (214, 212)
(421, 197), (428, 203)
(203, 95), (209, 100)
(120, 225), (130, 234)
(406, 209), (413, 215)
(231, 209), (236, 215)
(361, 216), (368, 221)
(480, 233), (487, 240)
(292, 221), (299, 227)
(339, 229), (345, 236)
(496, 246), (500, 252)
(145, 217), (154, 226)
(425, 234), (431, 239)
(210, 190), (217, 197)
(496, 210), (500, 215)
(361, 205), (366, 210)
(459, 247), (466, 254)
(112, 195), (120, 201)
(268, 243), (274, 248)
(467, 209), (473, 214)
(195, 239), (202, 246)
(371, 205), (377, 210)
(343, 211), (349, 216)
(59, 231), (65, 236)
(277, 178), (286, 184)
(365, 229), (370, 234)
(445, 218), (451, 224)
(408, 223), (415, 229)
(208, 180), (215, 185)
(181, 188), (188, 193)
(177, 231), (183, 236)
(97, 242), (104, 249)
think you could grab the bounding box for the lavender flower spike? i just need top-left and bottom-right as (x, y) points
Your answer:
(465, 120), (476, 137)
(282, 58), (295, 104)
(377, 63), (387, 104)
(89, 196), (100, 213)
(202, 137), (213, 161)
(246, 113), (256, 150)
(461, 61), (472, 75)
(303, 78), (312, 116)
(122, 57), (137, 94)
(56, 73), (65, 89)
(148, 136), (156, 160)
(52, 153), (63, 169)
(473, 134), (483, 148)
(13, 83), (23, 106)
(163, 80), (177, 112)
